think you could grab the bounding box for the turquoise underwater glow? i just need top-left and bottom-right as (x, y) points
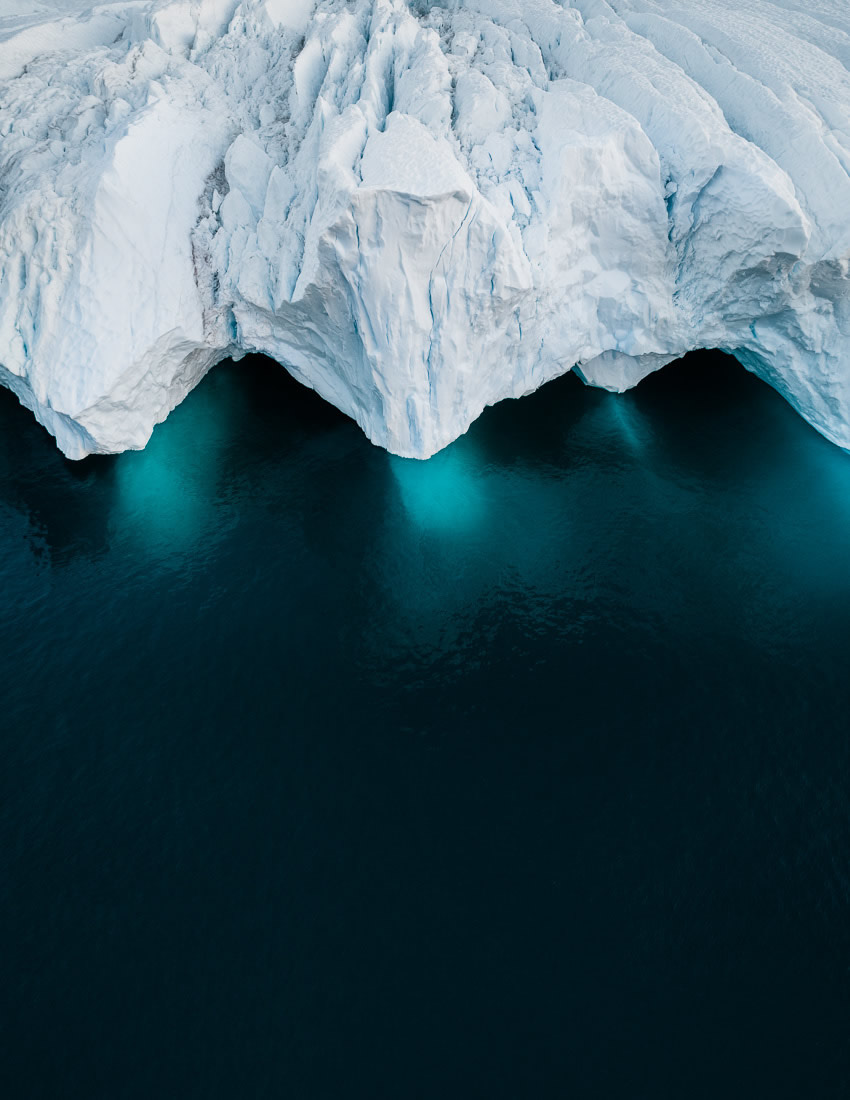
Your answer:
(2, 351), (850, 1097)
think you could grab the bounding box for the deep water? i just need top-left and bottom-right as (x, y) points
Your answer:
(2, 352), (850, 1097)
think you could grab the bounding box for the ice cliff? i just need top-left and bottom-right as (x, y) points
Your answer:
(3, 0), (850, 459)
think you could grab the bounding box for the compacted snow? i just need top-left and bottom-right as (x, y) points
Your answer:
(2, 0), (850, 459)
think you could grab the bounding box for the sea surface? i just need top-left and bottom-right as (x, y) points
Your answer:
(1, 352), (849, 1097)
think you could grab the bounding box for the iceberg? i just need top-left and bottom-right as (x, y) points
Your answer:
(3, 0), (850, 459)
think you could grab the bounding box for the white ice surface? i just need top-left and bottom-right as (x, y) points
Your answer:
(3, 0), (850, 458)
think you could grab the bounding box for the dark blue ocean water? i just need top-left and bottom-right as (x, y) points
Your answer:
(1, 351), (850, 1097)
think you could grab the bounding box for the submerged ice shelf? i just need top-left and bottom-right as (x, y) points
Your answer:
(2, 0), (850, 459)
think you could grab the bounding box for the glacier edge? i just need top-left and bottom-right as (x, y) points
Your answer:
(3, 0), (850, 459)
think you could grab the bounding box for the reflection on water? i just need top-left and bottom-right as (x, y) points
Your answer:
(390, 443), (487, 534)
(109, 383), (230, 556)
(2, 351), (850, 1097)
(3, 348), (850, 734)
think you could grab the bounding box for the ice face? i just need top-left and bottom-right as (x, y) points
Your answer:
(2, 0), (850, 459)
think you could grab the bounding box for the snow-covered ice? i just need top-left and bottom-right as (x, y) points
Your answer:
(3, 0), (850, 458)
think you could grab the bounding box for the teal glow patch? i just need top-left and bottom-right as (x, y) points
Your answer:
(389, 442), (486, 534)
